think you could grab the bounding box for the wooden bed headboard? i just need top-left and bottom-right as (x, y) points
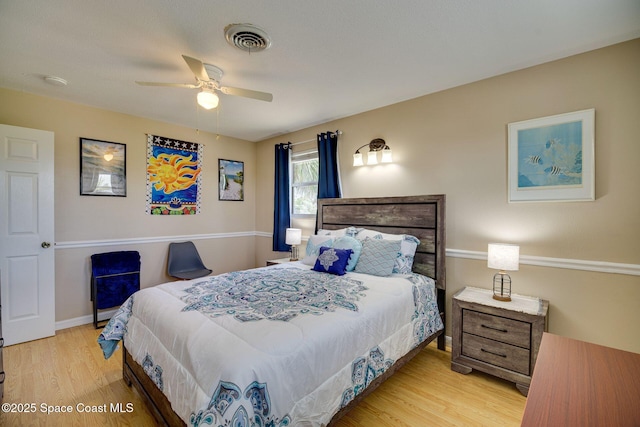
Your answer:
(316, 194), (446, 291)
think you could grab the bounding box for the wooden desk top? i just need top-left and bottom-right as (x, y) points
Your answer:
(521, 333), (640, 426)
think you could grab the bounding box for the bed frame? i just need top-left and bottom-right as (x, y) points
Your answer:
(123, 194), (446, 426)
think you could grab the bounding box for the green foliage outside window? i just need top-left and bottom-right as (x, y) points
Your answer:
(292, 157), (318, 215)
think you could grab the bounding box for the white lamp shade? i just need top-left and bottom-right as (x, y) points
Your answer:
(353, 152), (364, 166)
(367, 151), (378, 165)
(285, 228), (302, 245)
(487, 243), (519, 271)
(381, 148), (393, 163)
(197, 90), (219, 109)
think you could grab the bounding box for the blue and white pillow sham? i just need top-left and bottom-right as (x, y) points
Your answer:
(354, 238), (401, 277)
(303, 227), (420, 275)
(355, 229), (420, 274)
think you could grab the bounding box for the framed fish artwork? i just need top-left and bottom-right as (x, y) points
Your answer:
(507, 109), (595, 202)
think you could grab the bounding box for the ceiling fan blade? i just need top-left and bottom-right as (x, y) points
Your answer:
(182, 55), (210, 82)
(219, 86), (273, 102)
(136, 81), (200, 89)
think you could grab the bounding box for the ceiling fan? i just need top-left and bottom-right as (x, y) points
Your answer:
(136, 55), (273, 109)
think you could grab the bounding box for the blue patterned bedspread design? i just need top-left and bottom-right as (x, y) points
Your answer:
(97, 296), (134, 359)
(190, 380), (291, 427)
(96, 268), (443, 425)
(340, 346), (394, 408)
(142, 353), (164, 391)
(180, 267), (368, 322)
(408, 273), (444, 346)
(339, 274), (443, 409)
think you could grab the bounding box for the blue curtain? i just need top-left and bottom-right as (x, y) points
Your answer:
(273, 143), (291, 252)
(317, 132), (342, 199)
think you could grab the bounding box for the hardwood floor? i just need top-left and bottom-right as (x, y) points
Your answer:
(2, 325), (525, 426)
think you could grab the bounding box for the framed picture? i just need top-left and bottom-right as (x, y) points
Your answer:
(508, 109), (595, 202)
(218, 159), (244, 201)
(146, 134), (202, 215)
(80, 137), (126, 196)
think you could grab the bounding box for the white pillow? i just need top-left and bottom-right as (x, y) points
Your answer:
(301, 235), (333, 266)
(317, 227), (361, 238)
(317, 228), (346, 237)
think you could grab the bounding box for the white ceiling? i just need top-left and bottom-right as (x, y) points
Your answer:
(1, 1), (639, 142)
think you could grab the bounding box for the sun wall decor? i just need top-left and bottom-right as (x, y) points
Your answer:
(146, 134), (203, 215)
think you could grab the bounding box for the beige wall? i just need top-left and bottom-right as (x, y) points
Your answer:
(256, 39), (640, 353)
(1, 39), (638, 353)
(0, 89), (257, 322)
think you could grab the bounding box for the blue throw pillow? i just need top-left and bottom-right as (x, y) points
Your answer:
(312, 246), (353, 276)
(332, 236), (363, 272)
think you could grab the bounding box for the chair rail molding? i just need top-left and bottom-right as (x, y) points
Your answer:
(54, 235), (639, 277)
(446, 248), (640, 277)
(54, 231), (256, 249)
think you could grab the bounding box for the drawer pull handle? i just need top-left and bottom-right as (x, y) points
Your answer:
(481, 324), (508, 333)
(481, 348), (507, 358)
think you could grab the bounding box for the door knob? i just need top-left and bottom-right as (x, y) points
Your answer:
(41, 242), (51, 248)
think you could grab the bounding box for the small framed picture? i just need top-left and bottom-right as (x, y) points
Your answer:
(218, 159), (244, 201)
(508, 109), (595, 202)
(80, 137), (126, 196)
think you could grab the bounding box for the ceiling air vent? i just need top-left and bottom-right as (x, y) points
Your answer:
(224, 23), (272, 53)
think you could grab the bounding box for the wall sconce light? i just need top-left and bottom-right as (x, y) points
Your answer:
(487, 243), (520, 302)
(197, 89), (219, 110)
(353, 138), (392, 166)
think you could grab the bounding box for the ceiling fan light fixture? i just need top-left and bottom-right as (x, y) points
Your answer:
(197, 90), (219, 109)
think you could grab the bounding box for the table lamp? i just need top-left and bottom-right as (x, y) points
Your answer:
(285, 228), (302, 261)
(487, 243), (519, 302)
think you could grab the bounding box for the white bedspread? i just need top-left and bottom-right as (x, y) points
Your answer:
(99, 262), (443, 427)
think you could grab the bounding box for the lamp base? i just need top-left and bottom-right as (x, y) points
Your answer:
(289, 245), (299, 261)
(492, 271), (512, 302)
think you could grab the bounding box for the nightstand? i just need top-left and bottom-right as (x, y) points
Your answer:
(266, 257), (293, 266)
(451, 286), (548, 396)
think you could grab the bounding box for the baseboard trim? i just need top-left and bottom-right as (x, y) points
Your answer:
(56, 309), (117, 331)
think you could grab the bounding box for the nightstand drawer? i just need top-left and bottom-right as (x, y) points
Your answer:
(463, 309), (531, 349)
(462, 333), (530, 375)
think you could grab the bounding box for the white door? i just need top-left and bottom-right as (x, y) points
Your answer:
(0, 124), (55, 346)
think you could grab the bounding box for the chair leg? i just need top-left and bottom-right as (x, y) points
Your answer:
(93, 302), (98, 329)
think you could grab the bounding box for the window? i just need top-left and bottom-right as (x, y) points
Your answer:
(291, 149), (318, 216)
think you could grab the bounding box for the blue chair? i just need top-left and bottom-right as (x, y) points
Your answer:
(91, 251), (140, 329)
(167, 241), (212, 280)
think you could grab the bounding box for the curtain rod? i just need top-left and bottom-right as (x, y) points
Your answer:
(290, 130), (342, 146)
